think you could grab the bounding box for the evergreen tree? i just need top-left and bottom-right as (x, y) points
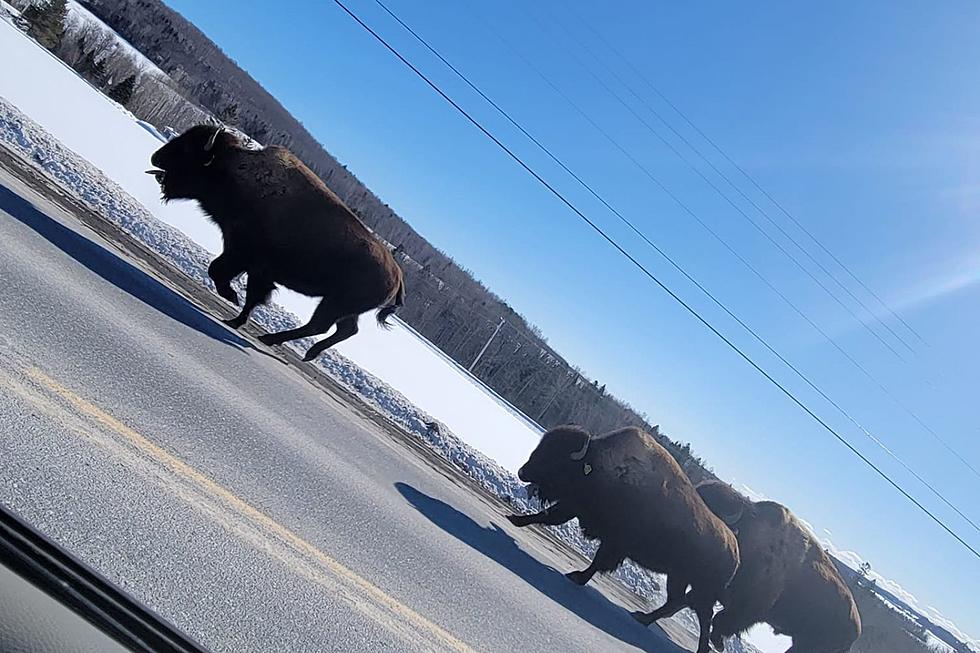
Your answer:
(251, 122), (269, 142)
(22, 0), (67, 51)
(91, 55), (108, 86)
(75, 49), (109, 85)
(108, 73), (137, 106)
(72, 34), (87, 66)
(74, 49), (95, 76)
(218, 101), (239, 125)
(75, 50), (99, 80)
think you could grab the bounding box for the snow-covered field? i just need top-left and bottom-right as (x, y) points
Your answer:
(0, 14), (775, 651)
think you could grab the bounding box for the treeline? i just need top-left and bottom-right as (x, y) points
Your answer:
(10, 0), (210, 126)
(18, 0), (713, 479)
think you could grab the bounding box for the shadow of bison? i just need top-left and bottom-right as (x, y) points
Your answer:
(148, 125), (405, 360)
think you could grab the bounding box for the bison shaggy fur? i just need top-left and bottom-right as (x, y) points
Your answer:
(148, 125), (404, 360)
(696, 481), (861, 653)
(507, 425), (739, 653)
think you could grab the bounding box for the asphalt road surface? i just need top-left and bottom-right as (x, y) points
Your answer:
(0, 162), (693, 653)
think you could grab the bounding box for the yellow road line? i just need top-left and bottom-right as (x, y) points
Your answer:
(13, 365), (480, 653)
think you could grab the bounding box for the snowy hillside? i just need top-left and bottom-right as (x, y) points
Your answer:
(64, 0), (169, 79)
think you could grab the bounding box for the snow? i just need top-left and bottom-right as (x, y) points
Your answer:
(64, 0), (170, 80)
(136, 119), (168, 143)
(0, 17), (770, 652)
(1, 1), (19, 18)
(335, 318), (544, 472)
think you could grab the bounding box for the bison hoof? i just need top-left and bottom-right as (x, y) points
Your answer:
(223, 317), (245, 330)
(565, 570), (591, 586)
(710, 632), (725, 651)
(506, 514), (530, 527)
(257, 333), (281, 347)
(302, 349), (322, 362)
(219, 290), (239, 306)
(630, 611), (655, 626)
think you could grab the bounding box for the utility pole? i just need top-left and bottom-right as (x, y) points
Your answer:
(469, 317), (505, 372)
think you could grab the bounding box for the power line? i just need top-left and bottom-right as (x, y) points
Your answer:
(462, 5), (980, 486)
(390, 0), (980, 531)
(553, 4), (920, 358)
(534, 5), (974, 480)
(527, 10), (910, 363)
(573, 16), (927, 349)
(374, 0), (980, 537)
(332, 0), (980, 558)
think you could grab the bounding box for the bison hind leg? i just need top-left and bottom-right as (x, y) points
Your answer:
(303, 315), (359, 361)
(258, 298), (343, 348)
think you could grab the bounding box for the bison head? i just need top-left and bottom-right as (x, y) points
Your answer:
(147, 124), (230, 201)
(696, 480), (749, 528)
(517, 425), (592, 503)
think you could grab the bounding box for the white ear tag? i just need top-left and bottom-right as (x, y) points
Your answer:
(583, 464), (592, 476)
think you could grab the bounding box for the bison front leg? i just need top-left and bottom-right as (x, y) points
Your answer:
(506, 502), (574, 528)
(566, 540), (624, 586)
(224, 272), (275, 330)
(208, 249), (245, 306)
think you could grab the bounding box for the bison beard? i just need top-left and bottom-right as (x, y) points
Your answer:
(507, 426), (740, 653)
(696, 481), (861, 653)
(148, 125), (405, 360)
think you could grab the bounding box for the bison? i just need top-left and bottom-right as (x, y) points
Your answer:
(147, 125), (405, 360)
(696, 481), (861, 653)
(507, 425), (739, 653)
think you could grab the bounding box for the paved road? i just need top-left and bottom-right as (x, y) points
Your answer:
(0, 167), (690, 653)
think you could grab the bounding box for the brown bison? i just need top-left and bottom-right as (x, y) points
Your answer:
(696, 481), (861, 653)
(147, 125), (405, 360)
(507, 426), (739, 653)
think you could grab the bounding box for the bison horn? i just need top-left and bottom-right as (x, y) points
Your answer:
(569, 434), (591, 461)
(204, 126), (224, 152)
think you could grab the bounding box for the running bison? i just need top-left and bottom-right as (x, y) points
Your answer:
(696, 481), (861, 653)
(147, 125), (405, 360)
(507, 426), (739, 653)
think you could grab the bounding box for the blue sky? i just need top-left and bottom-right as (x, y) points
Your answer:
(163, 0), (980, 643)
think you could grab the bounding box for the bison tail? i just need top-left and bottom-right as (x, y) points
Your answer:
(376, 305), (398, 329)
(376, 275), (405, 329)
